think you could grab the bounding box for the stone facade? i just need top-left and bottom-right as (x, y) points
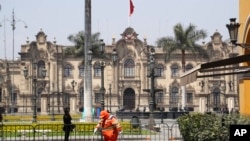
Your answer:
(0, 28), (238, 115)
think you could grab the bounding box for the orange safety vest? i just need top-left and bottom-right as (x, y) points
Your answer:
(96, 115), (122, 141)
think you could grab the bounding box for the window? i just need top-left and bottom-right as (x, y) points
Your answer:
(156, 64), (164, 77)
(185, 64), (193, 71)
(79, 87), (84, 105)
(170, 87), (179, 106)
(64, 64), (72, 77)
(156, 92), (163, 103)
(95, 93), (101, 103)
(79, 65), (84, 77)
(171, 64), (179, 77)
(124, 59), (135, 77)
(11, 92), (17, 104)
(213, 89), (220, 108)
(186, 93), (193, 104)
(94, 65), (101, 77)
(37, 61), (45, 78)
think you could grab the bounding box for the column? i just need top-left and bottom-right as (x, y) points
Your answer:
(40, 96), (47, 115)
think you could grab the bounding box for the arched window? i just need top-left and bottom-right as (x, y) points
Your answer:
(79, 65), (84, 77)
(37, 61), (45, 78)
(64, 64), (72, 77)
(156, 64), (164, 77)
(171, 64), (179, 77)
(213, 87), (221, 110)
(124, 59), (135, 77)
(94, 64), (101, 77)
(170, 87), (179, 106)
(185, 64), (193, 71)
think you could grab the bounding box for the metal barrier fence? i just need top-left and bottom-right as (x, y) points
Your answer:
(0, 120), (183, 141)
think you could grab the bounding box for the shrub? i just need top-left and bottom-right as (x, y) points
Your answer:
(177, 112), (228, 141)
(178, 112), (250, 141)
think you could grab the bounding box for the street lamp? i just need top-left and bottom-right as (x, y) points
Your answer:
(109, 83), (112, 112)
(149, 48), (156, 127)
(50, 38), (58, 121)
(143, 47), (163, 130)
(226, 18), (240, 46)
(0, 10), (28, 113)
(159, 107), (164, 124)
(88, 49), (93, 63)
(23, 64), (47, 122)
(226, 18), (250, 48)
(99, 39), (106, 110)
(112, 49), (118, 108)
(112, 49), (118, 63)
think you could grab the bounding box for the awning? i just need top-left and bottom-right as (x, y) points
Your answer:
(180, 54), (250, 85)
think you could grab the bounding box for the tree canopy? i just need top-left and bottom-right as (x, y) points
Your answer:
(156, 23), (209, 70)
(65, 31), (101, 57)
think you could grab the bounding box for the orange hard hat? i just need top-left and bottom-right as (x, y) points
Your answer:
(99, 110), (110, 119)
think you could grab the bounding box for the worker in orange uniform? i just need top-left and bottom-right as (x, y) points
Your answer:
(94, 110), (122, 141)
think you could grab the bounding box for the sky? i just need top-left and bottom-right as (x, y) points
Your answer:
(0, 0), (238, 60)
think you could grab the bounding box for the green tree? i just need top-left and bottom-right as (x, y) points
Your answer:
(156, 23), (209, 109)
(157, 23), (209, 67)
(65, 31), (101, 57)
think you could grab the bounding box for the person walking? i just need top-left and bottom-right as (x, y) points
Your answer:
(94, 110), (122, 141)
(63, 108), (74, 141)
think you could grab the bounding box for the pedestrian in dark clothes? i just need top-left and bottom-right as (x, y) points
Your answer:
(63, 108), (74, 141)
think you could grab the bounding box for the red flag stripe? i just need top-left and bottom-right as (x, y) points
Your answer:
(129, 0), (134, 16)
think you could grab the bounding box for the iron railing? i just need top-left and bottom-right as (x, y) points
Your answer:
(0, 120), (182, 141)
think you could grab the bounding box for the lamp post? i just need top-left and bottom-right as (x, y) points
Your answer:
(112, 49), (118, 109)
(88, 49), (93, 64)
(226, 18), (250, 48)
(50, 91), (55, 121)
(0, 10), (28, 113)
(226, 18), (240, 46)
(109, 83), (112, 112)
(148, 47), (156, 129)
(99, 39), (106, 111)
(112, 49), (118, 63)
(160, 107), (164, 124)
(50, 38), (58, 121)
(23, 64), (46, 122)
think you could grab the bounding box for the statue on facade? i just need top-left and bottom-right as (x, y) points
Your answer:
(199, 80), (205, 92)
(228, 81), (234, 91)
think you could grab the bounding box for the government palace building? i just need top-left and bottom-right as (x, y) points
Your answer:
(0, 27), (239, 115)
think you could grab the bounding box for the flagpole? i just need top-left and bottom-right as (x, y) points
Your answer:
(128, 0), (134, 27)
(128, 0), (130, 27)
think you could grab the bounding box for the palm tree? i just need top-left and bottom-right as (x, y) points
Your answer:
(156, 23), (209, 110)
(65, 32), (102, 122)
(65, 31), (100, 57)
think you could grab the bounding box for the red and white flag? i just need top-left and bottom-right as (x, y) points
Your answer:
(129, 0), (134, 16)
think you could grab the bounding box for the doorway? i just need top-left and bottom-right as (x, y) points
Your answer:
(123, 88), (135, 110)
